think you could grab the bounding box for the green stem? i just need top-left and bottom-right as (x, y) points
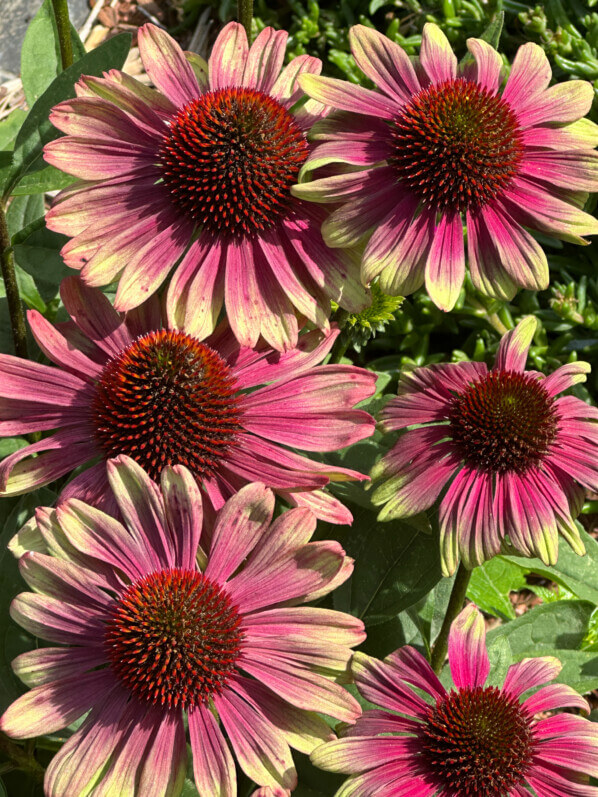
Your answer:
(0, 202), (28, 359)
(51, 0), (74, 70)
(237, 0), (253, 38)
(0, 733), (44, 783)
(430, 563), (473, 674)
(328, 309), (351, 363)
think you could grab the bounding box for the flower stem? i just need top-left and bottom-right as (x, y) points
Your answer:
(0, 733), (44, 783)
(51, 0), (74, 70)
(430, 563), (472, 674)
(0, 202), (28, 359)
(237, 0), (253, 38)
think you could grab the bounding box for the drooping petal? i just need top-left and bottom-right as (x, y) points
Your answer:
(448, 604), (490, 689)
(188, 703), (237, 797)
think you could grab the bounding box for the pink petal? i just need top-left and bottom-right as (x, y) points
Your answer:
(0, 428), (95, 496)
(137, 23), (199, 106)
(425, 212), (465, 312)
(205, 483), (274, 584)
(420, 23), (457, 84)
(12, 645), (104, 687)
(215, 685), (297, 790)
(502, 656), (561, 698)
(466, 37), (503, 94)
(349, 25), (420, 104)
(493, 316), (537, 372)
(160, 465), (203, 571)
(351, 651), (430, 720)
(106, 456), (172, 569)
(299, 74), (398, 120)
(448, 604), (489, 688)
(113, 220), (190, 312)
(166, 237), (225, 339)
(188, 703), (236, 797)
(243, 27), (288, 93)
(501, 43), (552, 111)
(60, 276), (132, 357)
(0, 670), (114, 739)
(209, 22), (249, 91)
(523, 683), (590, 716)
(27, 309), (102, 381)
(516, 80), (594, 128)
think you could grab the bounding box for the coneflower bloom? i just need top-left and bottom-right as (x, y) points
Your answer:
(312, 604), (598, 796)
(371, 316), (598, 574)
(294, 23), (598, 311)
(43, 22), (369, 351)
(1, 459), (365, 796)
(0, 277), (376, 524)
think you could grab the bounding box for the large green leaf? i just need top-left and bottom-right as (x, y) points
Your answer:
(502, 527), (598, 605)
(0, 110), (28, 151)
(331, 504), (442, 626)
(467, 556), (528, 620)
(4, 33), (131, 198)
(21, 0), (87, 107)
(13, 223), (71, 302)
(487, 601), (598, 694)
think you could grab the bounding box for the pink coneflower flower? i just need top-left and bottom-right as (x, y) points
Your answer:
(371, 316), (598, 574)
(1, 459), (365, 796)
(43, 22), (369, 351)
(0, 276), (376, 524)
(294, 23), (598, 311)
(312, 604), (598, 796)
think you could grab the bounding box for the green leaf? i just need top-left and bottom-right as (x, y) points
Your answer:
(486, 636), (512, 687)
(487, 601), (598, 694)
(180, 780), (200, 797)
(467, 557), (528, 620)
(479, 11), (505, 49)
(21, 0), (87, 107)
(331, 504), (442, 626)
(0, 109), (28, 151)
(6, 194), (44, 238)
(13, 223), (72, 302)
(5, 33), (131, 198)
(0, 438), (28, 457)
(502, 527), (598, 605)
(10, 161), (75, 196)
(0, 489), (56, 714)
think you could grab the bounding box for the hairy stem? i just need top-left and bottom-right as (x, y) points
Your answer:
(0, 203), (28, 358)
(430, 563), (473, 674)
(237, 0), (253, 38)
(51, 0), (74, 69)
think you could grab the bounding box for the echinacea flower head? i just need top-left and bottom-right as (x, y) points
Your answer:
(2, 462), (365, 796)
(294, 23), (598, 311)
(0, 276), (377, 524)
(43, 22), (370, 351)
(312, 604), (598, 796)
(371, 316), (598, 574)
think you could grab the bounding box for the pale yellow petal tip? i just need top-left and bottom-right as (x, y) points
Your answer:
(8, 518), (47, 559)
(454, 603), (485, 637)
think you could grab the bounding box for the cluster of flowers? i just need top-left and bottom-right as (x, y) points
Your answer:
(0, 17), (597, 796)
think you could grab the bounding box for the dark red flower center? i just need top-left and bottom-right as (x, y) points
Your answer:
(92, 329), (243, 482)
(388, 78), (523, 213)
(105, 568), (243, 709)
(158, 87), (309, 236)
(448, 369), (558, 474)
(418, 685), (534, 795)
